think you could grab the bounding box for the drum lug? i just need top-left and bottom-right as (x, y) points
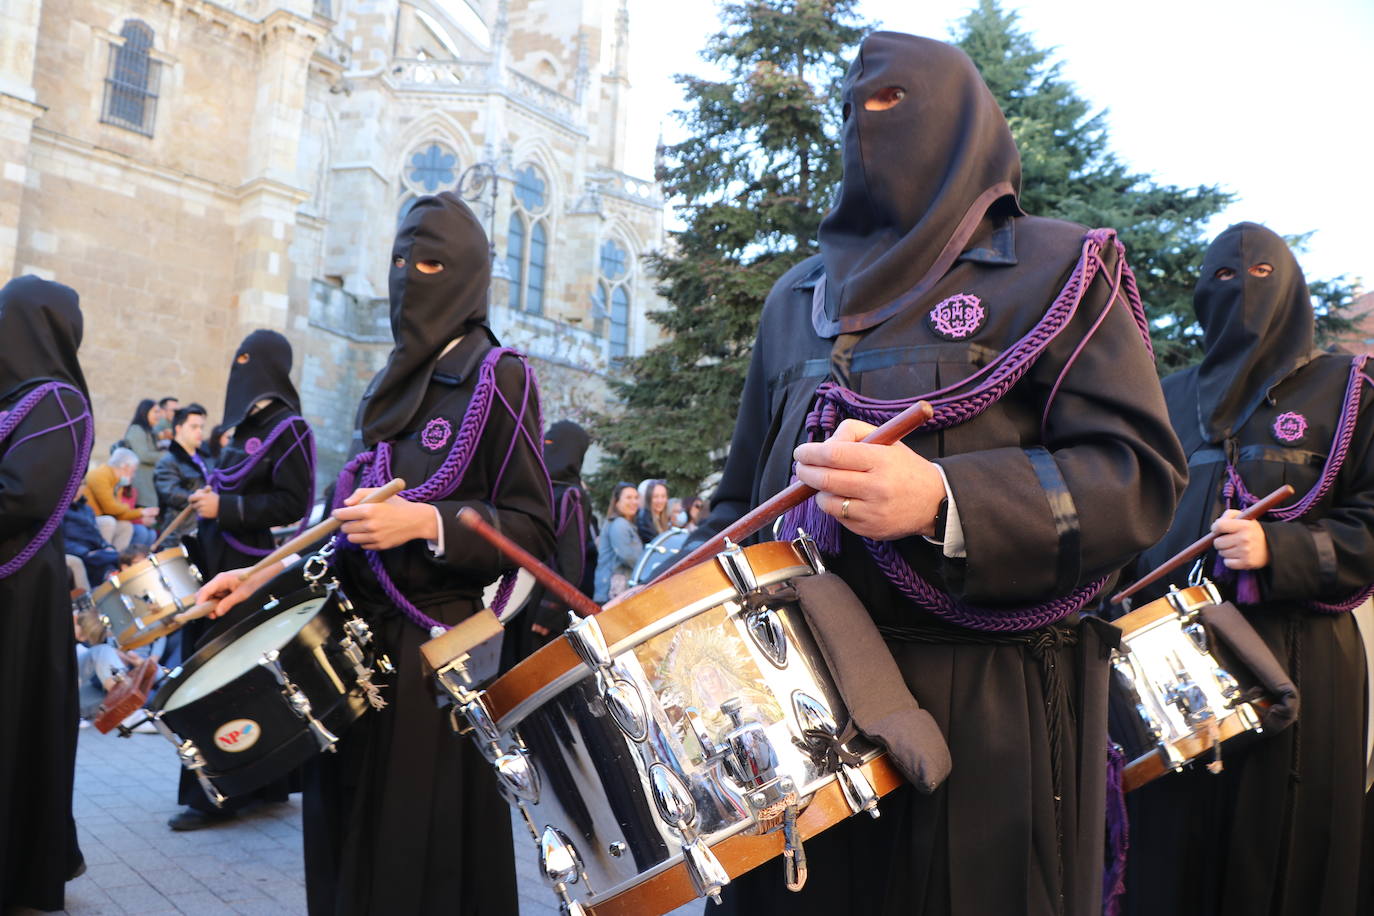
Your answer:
(682, 837), (730, 903)
(648, 763), (730, 904)
(539, 825), (592, 916)
(566, 612), (613, 672)
(339, 620), (389, 711)
(566, 613), (650, 743)
(168, 734), (226, 808)
(791, 529), (826, 575)
(259, 649), (340, 753)
(494, 745), (541, 805)
(745, 607), (788, 668)
(792, 691), (879, 818)
(836, 763), (880, 818)
(717, 539), (759, 597)
(1184, 621), (1209, 654)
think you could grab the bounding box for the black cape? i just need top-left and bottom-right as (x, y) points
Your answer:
(303, 194), (553, 916)
(0, 276), (89, 910)
(1124, 225), (1374, 916)
(694, 33), (1186, 916)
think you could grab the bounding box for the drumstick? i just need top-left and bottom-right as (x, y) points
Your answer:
(456, 508), (603, 618)
(120, 478), (406, 648)
(1109, 484), (1295, 606)
(657, 400), (937, 580)
(150, 503), (196, 552)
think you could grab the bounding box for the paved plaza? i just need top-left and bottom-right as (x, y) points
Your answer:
(15, 728), (701, 916)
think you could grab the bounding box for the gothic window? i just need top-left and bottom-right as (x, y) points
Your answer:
(406, 143), (458, 193)
(101, 21), (161, 136)
(594, 238), (632, 360)
(507, 163), (550, 316)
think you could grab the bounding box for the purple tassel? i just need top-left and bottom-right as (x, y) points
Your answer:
(781, 491), (841, 555)
(1235, 571), (1261, 605)
(1103, 742), (1129, 916)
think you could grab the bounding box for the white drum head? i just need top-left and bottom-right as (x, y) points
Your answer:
(162, 596), (328, 712)
(484, 569), (536, 623)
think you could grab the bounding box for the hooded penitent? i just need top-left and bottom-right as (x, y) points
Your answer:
(543, 420), (590, 485)
(360, 192), (491, 445)
(816, 31), (1023, 336)
(0, 275), (88, 404)
(1192, 222), (1315, 444)
(221, 329), (301, 429)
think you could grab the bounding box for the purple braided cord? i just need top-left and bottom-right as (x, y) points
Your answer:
(1103, 742), (1129, 916)
(780, 230), (1143, 630)
(556, 486), (588, 583)
(198, 415), (317, 557)
(1220, 355), (1374, 614)
(335, 348), (544, 632)
(0, 382), (94, 579)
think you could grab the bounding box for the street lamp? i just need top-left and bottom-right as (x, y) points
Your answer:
(455, 161), (509, 280)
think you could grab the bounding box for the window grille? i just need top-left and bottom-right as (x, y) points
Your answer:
(507, 163), (550, 317)
(101, 21), (160, 137)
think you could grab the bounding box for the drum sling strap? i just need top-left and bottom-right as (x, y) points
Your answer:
(333, 346), (548, 634)
(0, 381), (93, 579)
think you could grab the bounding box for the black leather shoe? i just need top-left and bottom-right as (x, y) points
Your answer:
(167, 807), (236, 831)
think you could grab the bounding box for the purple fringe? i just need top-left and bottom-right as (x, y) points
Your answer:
(334, 347), (549, 633)
(778, 489), (841, 556)
(1103, 742), (1129, 916)
(0, 382), (94, 579)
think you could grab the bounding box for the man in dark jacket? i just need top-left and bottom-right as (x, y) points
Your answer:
(61, 496), (118, 587)
(153, 403), (207, 543)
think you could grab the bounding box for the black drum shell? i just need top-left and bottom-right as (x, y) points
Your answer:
(150, 584), (370, 799)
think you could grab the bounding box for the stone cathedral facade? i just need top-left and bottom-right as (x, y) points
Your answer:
(1, 0), (666, 483)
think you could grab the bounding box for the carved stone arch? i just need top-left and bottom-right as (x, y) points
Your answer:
(409, 0), (492, 51)
(526, 50), (563, 85)
(388, 111), (477, 183)
(599, 215), (643, 273)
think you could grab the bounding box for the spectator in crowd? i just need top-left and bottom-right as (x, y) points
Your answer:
(679, 495), (707, 531)
(73, 606), (162, 727)
(594, 482), (643, 603)
(155, 397), (179, 445)
(154, 403), (207, 543)
(61, 496), (119, 592)
(201, 423), (231, 470)
(122, 399), (162, 506)
(82, 448), (156, 551)
(635, 477), (671, 544)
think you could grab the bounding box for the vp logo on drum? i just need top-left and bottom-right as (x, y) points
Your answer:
(214, 719), (261, 753)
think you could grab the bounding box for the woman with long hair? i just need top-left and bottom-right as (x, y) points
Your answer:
(595, 482), (643, 603)
(123, 398), (161, 507)
(634, 477), (670, 544)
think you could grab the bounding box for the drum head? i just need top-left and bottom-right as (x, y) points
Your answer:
(158, 594), (330, 713)
(631, 527), (692, 586)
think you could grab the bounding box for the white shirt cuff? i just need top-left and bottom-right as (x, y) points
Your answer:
(426, 505), (446, 557)
(923, 463), (967, 559)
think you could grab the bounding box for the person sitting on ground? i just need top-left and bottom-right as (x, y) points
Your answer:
(61, 495), (119, 591)
(154, 403), (207, 544)
(83, 448), (157, 551)
(72, 611), (161, 727)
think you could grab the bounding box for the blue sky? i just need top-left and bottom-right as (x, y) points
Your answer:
(626, 0), (1374, 288)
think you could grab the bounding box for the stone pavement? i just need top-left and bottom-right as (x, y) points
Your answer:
(16, 728), (701, 916)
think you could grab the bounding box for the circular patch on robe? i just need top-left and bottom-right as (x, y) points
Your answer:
(420, 416), (454, 452)
(243, 436), (263, 455)
(1272, 411), (1307, 444)
(928, 294), (986, 341)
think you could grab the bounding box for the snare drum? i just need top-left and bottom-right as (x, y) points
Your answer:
(430, 536), (902, 915)
(89, 546), (202, 648)
(1109, 582), (1265, 792)
(630, 526), (692, 587)
(148, 558), (391, 805)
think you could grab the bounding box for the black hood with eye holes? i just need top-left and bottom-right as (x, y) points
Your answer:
(221, 329), (300, 430)
(1193, 222), (1315, 444)
(817, 31), (1023, 336)
(361, 192), (491, 445)
(543, 420), (590, 485)
(0, 275), (87, 404)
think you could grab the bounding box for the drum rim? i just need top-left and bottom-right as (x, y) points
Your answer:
(150, 580), (334, 712)
(485, 540), (812, 729)
(106, 544), (190, 589)
(1113, 583), (1218, 637)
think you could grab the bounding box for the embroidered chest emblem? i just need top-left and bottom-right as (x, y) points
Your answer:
(421, 416), (453, 452)
(928, 294), (986, 341)
(243, 436), (263, 455)
(1272, 411), (1307, 444)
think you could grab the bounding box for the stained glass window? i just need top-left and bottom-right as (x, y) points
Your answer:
(408, 144), (457, 192)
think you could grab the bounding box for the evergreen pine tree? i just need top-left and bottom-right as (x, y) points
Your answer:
(587, 0), (864, 498)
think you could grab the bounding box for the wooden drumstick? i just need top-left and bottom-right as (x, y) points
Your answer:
(657, 400), (937, 581)
(456, 508), (603, 618)
(1109, 483), (1295, 606)
(150, 503), (196, 552)
(120, 478), (406, 648)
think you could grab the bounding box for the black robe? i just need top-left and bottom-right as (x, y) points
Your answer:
(695, 215), (1185, 916)
(1123, 354), (1374, 916)
(303, 332), (554, 916)
(0, 383), (89, 911)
